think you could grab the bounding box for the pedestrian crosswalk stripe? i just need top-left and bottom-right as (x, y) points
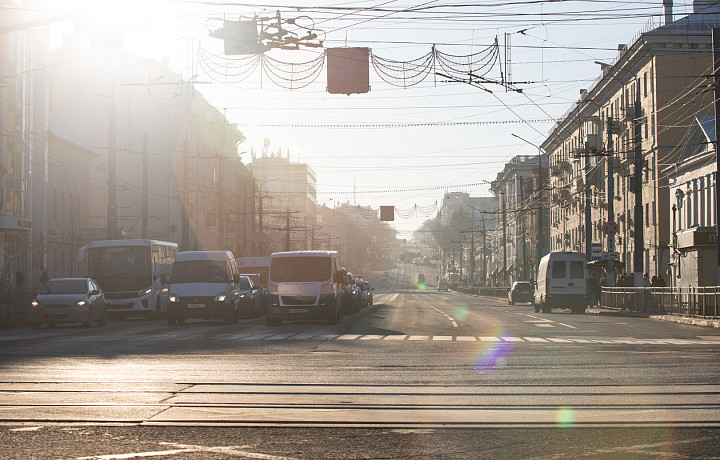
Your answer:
(408, 335), (429, 341)
(524, 337), (548, 342)
(478, 337), (500, 342)
(338, 334), (362, 340)
(384, 335), (407, 340)
(432, 336), (453, 341)
(501, 337), (524, 342)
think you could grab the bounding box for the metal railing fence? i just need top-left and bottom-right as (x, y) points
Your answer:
(601, 286), (720, 318)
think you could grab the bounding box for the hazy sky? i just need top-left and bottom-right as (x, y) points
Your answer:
(42, 0), (700, 238)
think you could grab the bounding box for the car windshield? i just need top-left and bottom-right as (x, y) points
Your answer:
(39, 280), (87, 295)
(269, 257), (331, 282)
(236, 277), (252, 290)
(170, 260), (228, 283)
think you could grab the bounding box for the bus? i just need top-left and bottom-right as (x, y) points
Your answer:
(78, 239), (178, 318)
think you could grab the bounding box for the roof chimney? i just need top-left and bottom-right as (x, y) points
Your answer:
(663, 0), (673, 24)
(694, 0), (718, 13)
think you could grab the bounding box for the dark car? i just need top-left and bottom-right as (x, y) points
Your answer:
(508, 281), (535, 305)
(363, 281), (373, 305)
(237, 276), (262, 317)
(30, 278), (106, 329)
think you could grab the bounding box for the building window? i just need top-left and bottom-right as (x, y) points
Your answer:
(643, 72), (647, 97)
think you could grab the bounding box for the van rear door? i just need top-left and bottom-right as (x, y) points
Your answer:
(549, 259), (567, 294)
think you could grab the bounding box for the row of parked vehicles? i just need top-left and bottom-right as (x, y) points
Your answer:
(29, 248), (373, 329)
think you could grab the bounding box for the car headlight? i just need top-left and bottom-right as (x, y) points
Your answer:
(214, 293), (227, 302)
(168, 294), (180, 303)
(138, 287), (152, 297)
(239, 294), (246, 299)
(267, 281), (278, 294)
(320, 281), (334, 294)
(76, 300), (87, 307)
(31, 300), (40, 308)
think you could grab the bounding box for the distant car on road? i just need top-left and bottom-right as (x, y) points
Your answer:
(438, 279), (449, 291)
(508, 281), (534, 305)
(379, 276), (389, 288)
(30, 278), (106, 329)
(416, 273), (426, 284)
(363, 281), (373, 305)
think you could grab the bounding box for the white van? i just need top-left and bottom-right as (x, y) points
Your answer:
(265, 251), (344, 326)
(166, 251), (243, 325)
(534, 251), (588, 314)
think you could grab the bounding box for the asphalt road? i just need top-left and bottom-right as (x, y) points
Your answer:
(1, 263), (720, 459)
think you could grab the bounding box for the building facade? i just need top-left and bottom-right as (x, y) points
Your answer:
(541, 1), (720, 285)
(490, 154), (549, 285)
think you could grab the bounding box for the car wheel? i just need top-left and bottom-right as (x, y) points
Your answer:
(31, 322), (41, 329)
(328, 306), (339, 325)
(510, 299), (515, 305)
(167, 313), (177, 326)
(98, 312), (106, 327)
(534, 305), (540, 313)
(265, 315), (277, 327)
(177, 317), (186, 325)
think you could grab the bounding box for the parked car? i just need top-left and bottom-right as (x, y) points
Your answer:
(236, 276), (262, 317)
(534, 251), (588, 314)
(379, 276), (390, 288)
(416, 273), (426, 284)
(363, 281), (373, 305)
(30, 278), (106, 329)
(355, 278), (368, 308)
(508, 281), (534, 305)
(437, 279), (449, 291)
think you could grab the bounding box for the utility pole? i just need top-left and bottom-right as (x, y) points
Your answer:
(482, 213), (488, 286)
(713, 28), (720, 285)
(107, 94), (117, 240)
(142, 132), (148, 239)
(502, 192), (508, 285)
(218, 156), (224, 250)
(585, 142), (592, 262)
(633, 74), (644, 291)
(285, 208), (291, 251)
(606, 116), (616, 286)
(258, 183), (264, 256)
(469, 208), (475, 288)
(181, 135), (190, 251)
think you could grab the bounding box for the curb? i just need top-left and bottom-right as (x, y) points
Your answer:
(649, 314), (720, 328)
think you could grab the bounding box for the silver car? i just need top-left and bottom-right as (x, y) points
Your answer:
(30, 278), (106, 329)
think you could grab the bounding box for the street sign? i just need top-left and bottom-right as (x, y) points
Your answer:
(603, 221), (619, 236)
(591, 243), (603, 261)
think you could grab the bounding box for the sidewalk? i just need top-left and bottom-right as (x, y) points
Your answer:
(588, 306), (720, 328)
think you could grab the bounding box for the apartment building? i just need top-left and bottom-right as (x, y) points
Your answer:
(490, 155), (549, 284)
(541, 0), (720, 284)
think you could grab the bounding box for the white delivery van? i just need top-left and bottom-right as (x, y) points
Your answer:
(534, 251), (588, 314)
(166, 251), (242, 325)
(265, 251), (344, 326)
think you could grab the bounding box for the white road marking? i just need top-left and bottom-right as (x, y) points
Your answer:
(501, 337), (525, 342)
(478, 336), (501, 342)
(432, 336), (453, 341)
(456, 336), (477, 341)
(547, 338), (573, 343)
(556, 322), (577, 329)
(360, 335), (384, 340)
(451, 321), (458, 328)
(523, 337), (549, 342)
(535, 324), (555, 328)
(337, 334), (362, 340)
(408, 335), (430, 341)
(384, 335), (407, 340)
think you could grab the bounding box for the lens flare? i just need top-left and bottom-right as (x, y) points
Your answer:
(473, 332), (514, 371)
(454, 305), (469, 321)
(555, 406), (575, 426)
(418, 283), (427, 291)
